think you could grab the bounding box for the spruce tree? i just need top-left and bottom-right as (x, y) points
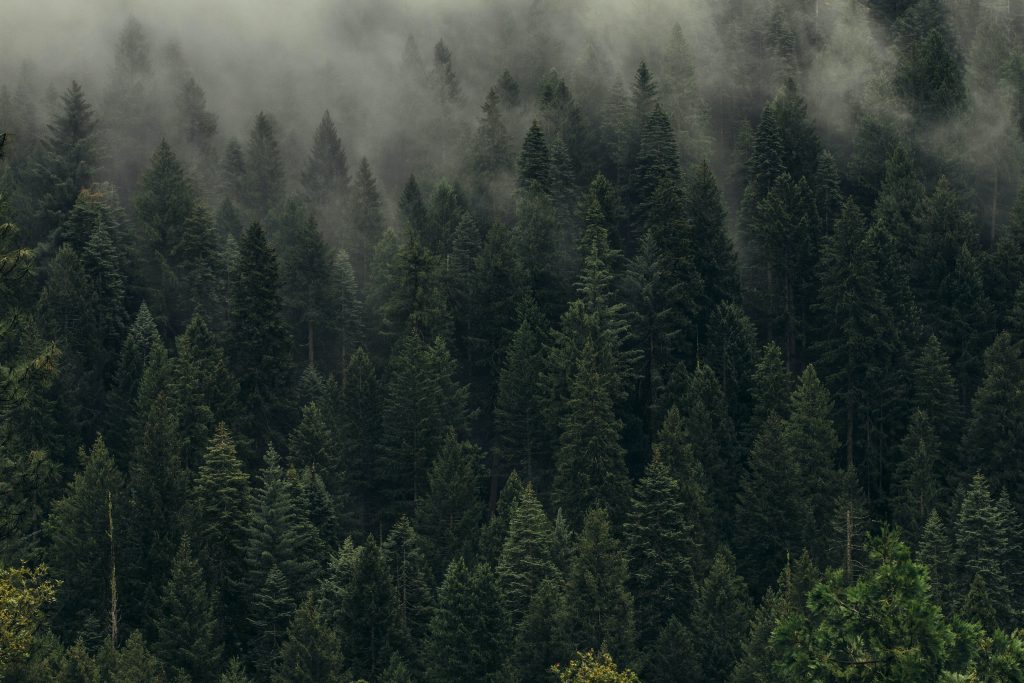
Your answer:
(624, 456), (698, 647)
(685, 161), (740, 312)
(414, 429), (485, 578)
(497, 484), (557, 628)
(424, 559), (505, 683)
(301, 111), (349, 211)
(153, 537), (223, 682)
(244, 112), (284, 217)
(339, 536), (404, 681)
(566, 508), (636, 664)
(271, 594), (349, 683)
(518, 121), (551, 192)
(349, 158), (384, 284)
(382, 517), (434, 655)
(512, 577), (572, 682)
(339, 347), (381, 527)
(892, 410), (942, 541)
(228, 222), (293, 451)
(692, 549), (752, 683)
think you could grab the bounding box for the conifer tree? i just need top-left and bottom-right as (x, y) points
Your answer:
(651, 405), (713, 557)
(424, 559), (505, 683)
(497, 484), (557, 628)
(382, 517), (434, 654)
(518, 121), (551, 192)
(228, 223), (293, 450)
(339, 536), (404, 681)
(911, 334), (962, 447)
(892, 410), (942, 541)
(567, 508), (636, 663)
(246, 565), (295, 676)
(279, 213), (332, 367)
(45, 436), (125, 642)
(26, 81), (99, 244)
(106, 303), (162, 453)
(554, 345), (631, 526)
(735, 414), (811, 595)
(472, 88), (512, 176)
(107, 631), (165, 683)
(189, 424), (249, 623)
(692, 549), (752, 683)
(630, 105), (680, 231)
(350, 158), (384, 283)
(272, 594), (349, 683)
(153, 537), (223, 682)
(301, 111), (349, 211)
(414, 429), (485, 577)
(512, 577), (572, 682)
(244, 112), (284, 217)
(177, 77), (217, 157)
(685, 161), (740, 312)
(339, 347), (381, 526)
(962, 333), (1024, 496)
(624, 456), (698, 647)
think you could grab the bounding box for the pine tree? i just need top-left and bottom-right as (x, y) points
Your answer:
(703, 302), (758, 431)
(892, 410), (942, 541)
(518, 121), (551, 192)
(244, 448), (323, 606)
(685, 161), (740, 312)
(651, 405), (713, 559)
(189, 424), (249, 625)
(349, 158), (384, 284)
(917, 509), (955, 612)
(630, 105), (680, 231)
(228, 223), (293, 451)
(107, 631), (165, 683)
(624, 456), (698, 647)
(272, 594), (349, 683)
(567, 508), (636, 663)
(339, 536), (404, 681)
(473, 88), (512, 176)
(414, 429), (485, 578)
(171, 314), (241, 470)
(911, 334), (962, 447)
(962, 333), (1024, 497)
(45, 436), (125, 642)
(554, 344), (631, 526)
(25, 81), (99, 245)
(106, 303), (162, 454)
(301, 111), (349, 211)
(244, 112), (284, 217)
(382, 517), (434, 653)
(497, 484), (557, 628)
(246, 565), (295, 676)
(735, 414), (811, 596)
(339, 348), (381, 527)
(424, 559), (505, 682)
(692, 549), (752, 683)
(153, 537), (223, 682)
(512, 577), (572, 682)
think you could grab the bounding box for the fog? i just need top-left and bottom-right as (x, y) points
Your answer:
(1, 0), (1018, 228)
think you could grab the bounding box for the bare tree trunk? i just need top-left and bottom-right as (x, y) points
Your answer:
(108, 492), (118, 647)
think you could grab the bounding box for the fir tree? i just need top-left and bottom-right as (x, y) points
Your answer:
(624, 456), (698, 647)
(339, 536), (404, 681)
(271, 594), (349, 683)
(692, 549), (752, 683)
(228, 223), (293, 451)
(301, 111), (349, 210)
(566, 508), (636, 663)
(518, 121), (551, 192)
(153, 537), (223, 683)
(244, 112), (284, 217)
(497, 484), (557, 628)
(349, 158), (384, 283)
(382, 517), (434, 654)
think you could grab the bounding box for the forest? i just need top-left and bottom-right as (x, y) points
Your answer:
(3, 0), (1024, 680)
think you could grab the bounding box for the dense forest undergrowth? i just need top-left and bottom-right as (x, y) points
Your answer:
(4, 0), (1024, 680)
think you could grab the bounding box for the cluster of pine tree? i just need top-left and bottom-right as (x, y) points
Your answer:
(4, 0), (1024, 681)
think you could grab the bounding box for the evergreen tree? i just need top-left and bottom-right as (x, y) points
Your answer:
(339, 536), (404, 681)
(228, 223), (293, 451)
(339, 347), (381, 527)
(651, 405), (713, 558)
(153, 537), (223, 683)
(246, 565), (294, 676)
(685, 161), (740, 312)
(382, 517), (434, 654)
(472, 88), (512, 176)
(566, 508), (636, 663)
(962, 333), (1024, 498)
(349, 158), (384, 284)
(244, 112), (284, 217)
(301, 111), (349, 211)
(414, 429), (485, 578)
(189, 424), (249, 625)
(624, 456), (698, 647)
(692, 549), (752, 683)
(518, 121), (551, 192)
(272, 594), (349, 683)
(497, 484), (557, 628)
(177, 77), (218, 157)
(424, 558), (505, 682)
(512, 577), (572, 682)
(892, 410), (942, 541)
(554, 345), (631, 526)
(44, 436), (125, 642)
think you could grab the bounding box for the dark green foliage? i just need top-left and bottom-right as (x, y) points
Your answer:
(272, 594), (349, 683)
(349, 158), (384, 283)
(424, 558), (505, 683)
(339, 536), (405, 681)
(566, 508), (636, 663)
(518, 121), (551, 192)
(512, 577), (572, 682)
(624, 456), (698, 647)
(415, 429), (485, 577)
(228, 223), (293, 450)
(382, 517), (434, 652)
(692, 549), (753, 683)
(497, 484), (557, 628)
(301, 111), (349, 211)
(245, 112), (284, 217)
(686, 161), (740, 311)
(153, 537), (223, 682)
